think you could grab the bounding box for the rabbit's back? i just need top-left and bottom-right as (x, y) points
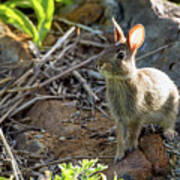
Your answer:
(106, 67), (179, 123)
(135, 67), (179, 124)
(138, 67), (179, 107)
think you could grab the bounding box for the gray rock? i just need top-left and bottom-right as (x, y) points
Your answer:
(0, 21), (31, 88)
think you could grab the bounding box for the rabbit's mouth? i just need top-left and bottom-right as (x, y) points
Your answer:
(98, 62), (124, 78)
(98, 61), (135, 79)
(98, 62), (112, 73)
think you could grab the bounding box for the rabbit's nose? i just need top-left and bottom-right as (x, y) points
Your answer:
(98, 59), (106, 67)
(98, 61), (103, 67)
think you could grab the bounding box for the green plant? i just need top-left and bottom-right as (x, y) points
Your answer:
(0, 159), (124, 180)
(45, 159), (124, 180)
(0, 177), (11, 180)
(0, 0), (54, 47)
(54, 159), (108, 180)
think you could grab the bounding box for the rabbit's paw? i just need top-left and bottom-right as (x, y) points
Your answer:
(164, 129), (177, 140)
(126, 139), (138, 152)
(114, 152), (124, 164)
(126, 145), (137, 153)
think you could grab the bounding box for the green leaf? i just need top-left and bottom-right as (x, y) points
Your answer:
(0, 5), (38, 43)
(0, 177), (10, 180)
(99, 173), (107, 180)
(4, 0), (32, 8)
(32, 0), (54, 46)
(2, 0), (54, 48)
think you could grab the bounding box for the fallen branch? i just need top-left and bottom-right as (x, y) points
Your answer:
(0, 128), (23, 180)
(0, 99), (24, 124)
(0, 76), (12, 86)
(73, 70), (99, 101)
(55, 17), (102, 34)
(39, 50), (105, 88)
(137, 41), (179, 61)
(40, 26), (76, 64)
(79, 39), (108, 48)
(10, 95), (64, 116)
(23, 155), (114, 172)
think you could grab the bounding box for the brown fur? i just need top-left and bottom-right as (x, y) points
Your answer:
(98, 22), (179, 163)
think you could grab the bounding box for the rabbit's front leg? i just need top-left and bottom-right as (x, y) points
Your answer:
(114, 121), (126, 164)
(126, 120), (142, 152)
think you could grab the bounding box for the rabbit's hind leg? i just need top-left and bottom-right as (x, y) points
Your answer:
(162, 114), (177, 140)
(164, 128), (177, 140)
(162, 91), (179, 140)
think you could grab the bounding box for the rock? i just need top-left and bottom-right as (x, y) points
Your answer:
(104, 149), (152, 180)
(0, 21), (31, 66)
(58, 0), (121, 27)
(104, 134), (170, 180)
(62, 1), (104, 25)
(140, 134), (170, 176)
(14, 130), (60, 157)
(26, 99), (115, 158)
(28, 100), (81, 137)
(0, 21), (31, 88)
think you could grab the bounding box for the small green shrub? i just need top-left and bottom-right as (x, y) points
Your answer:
(53, 159), (108, 180)
(0, 159), (124, 180)
(0, 0), (54, 47)
(45, 159), (124, 180)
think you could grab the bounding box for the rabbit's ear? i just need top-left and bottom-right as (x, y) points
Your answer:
(127, 24), (145, 53)
(112, 17), (126, 43)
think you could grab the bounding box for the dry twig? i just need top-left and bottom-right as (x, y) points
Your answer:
(39, 50), (105, 88)
(55, 17), (102, 34)
(0, 128), (23, 180)
(40, 26), (76, 64)
(23, 155), (113, 172)
(0, 99), (24, 124)
(10, 95), (63, 116)
(137, 41), (179, 61)
(73, 70), (99, 101)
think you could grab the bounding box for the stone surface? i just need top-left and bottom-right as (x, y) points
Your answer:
(58, 0), (120, 27)
(104, 149), (152, 180)
(0, 21), (31, 88)
(25, 99), (115, 158)
(104, 134), (170, 180)
(140, 134), (170, 176)
(0, 21), (31, 66)
(14, 130), (61, 158)
(28, 100), (80, 137)
(63, 1), (104, 25)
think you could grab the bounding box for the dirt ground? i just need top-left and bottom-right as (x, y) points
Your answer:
(27, 99), (115, 163)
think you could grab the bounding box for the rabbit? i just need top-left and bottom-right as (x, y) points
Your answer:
(98, 18), (179, 163)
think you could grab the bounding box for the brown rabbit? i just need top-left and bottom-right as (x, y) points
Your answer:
(98, 18), (179, 163)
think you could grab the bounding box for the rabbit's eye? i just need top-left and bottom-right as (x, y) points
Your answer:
(117, 51), (125, 60)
